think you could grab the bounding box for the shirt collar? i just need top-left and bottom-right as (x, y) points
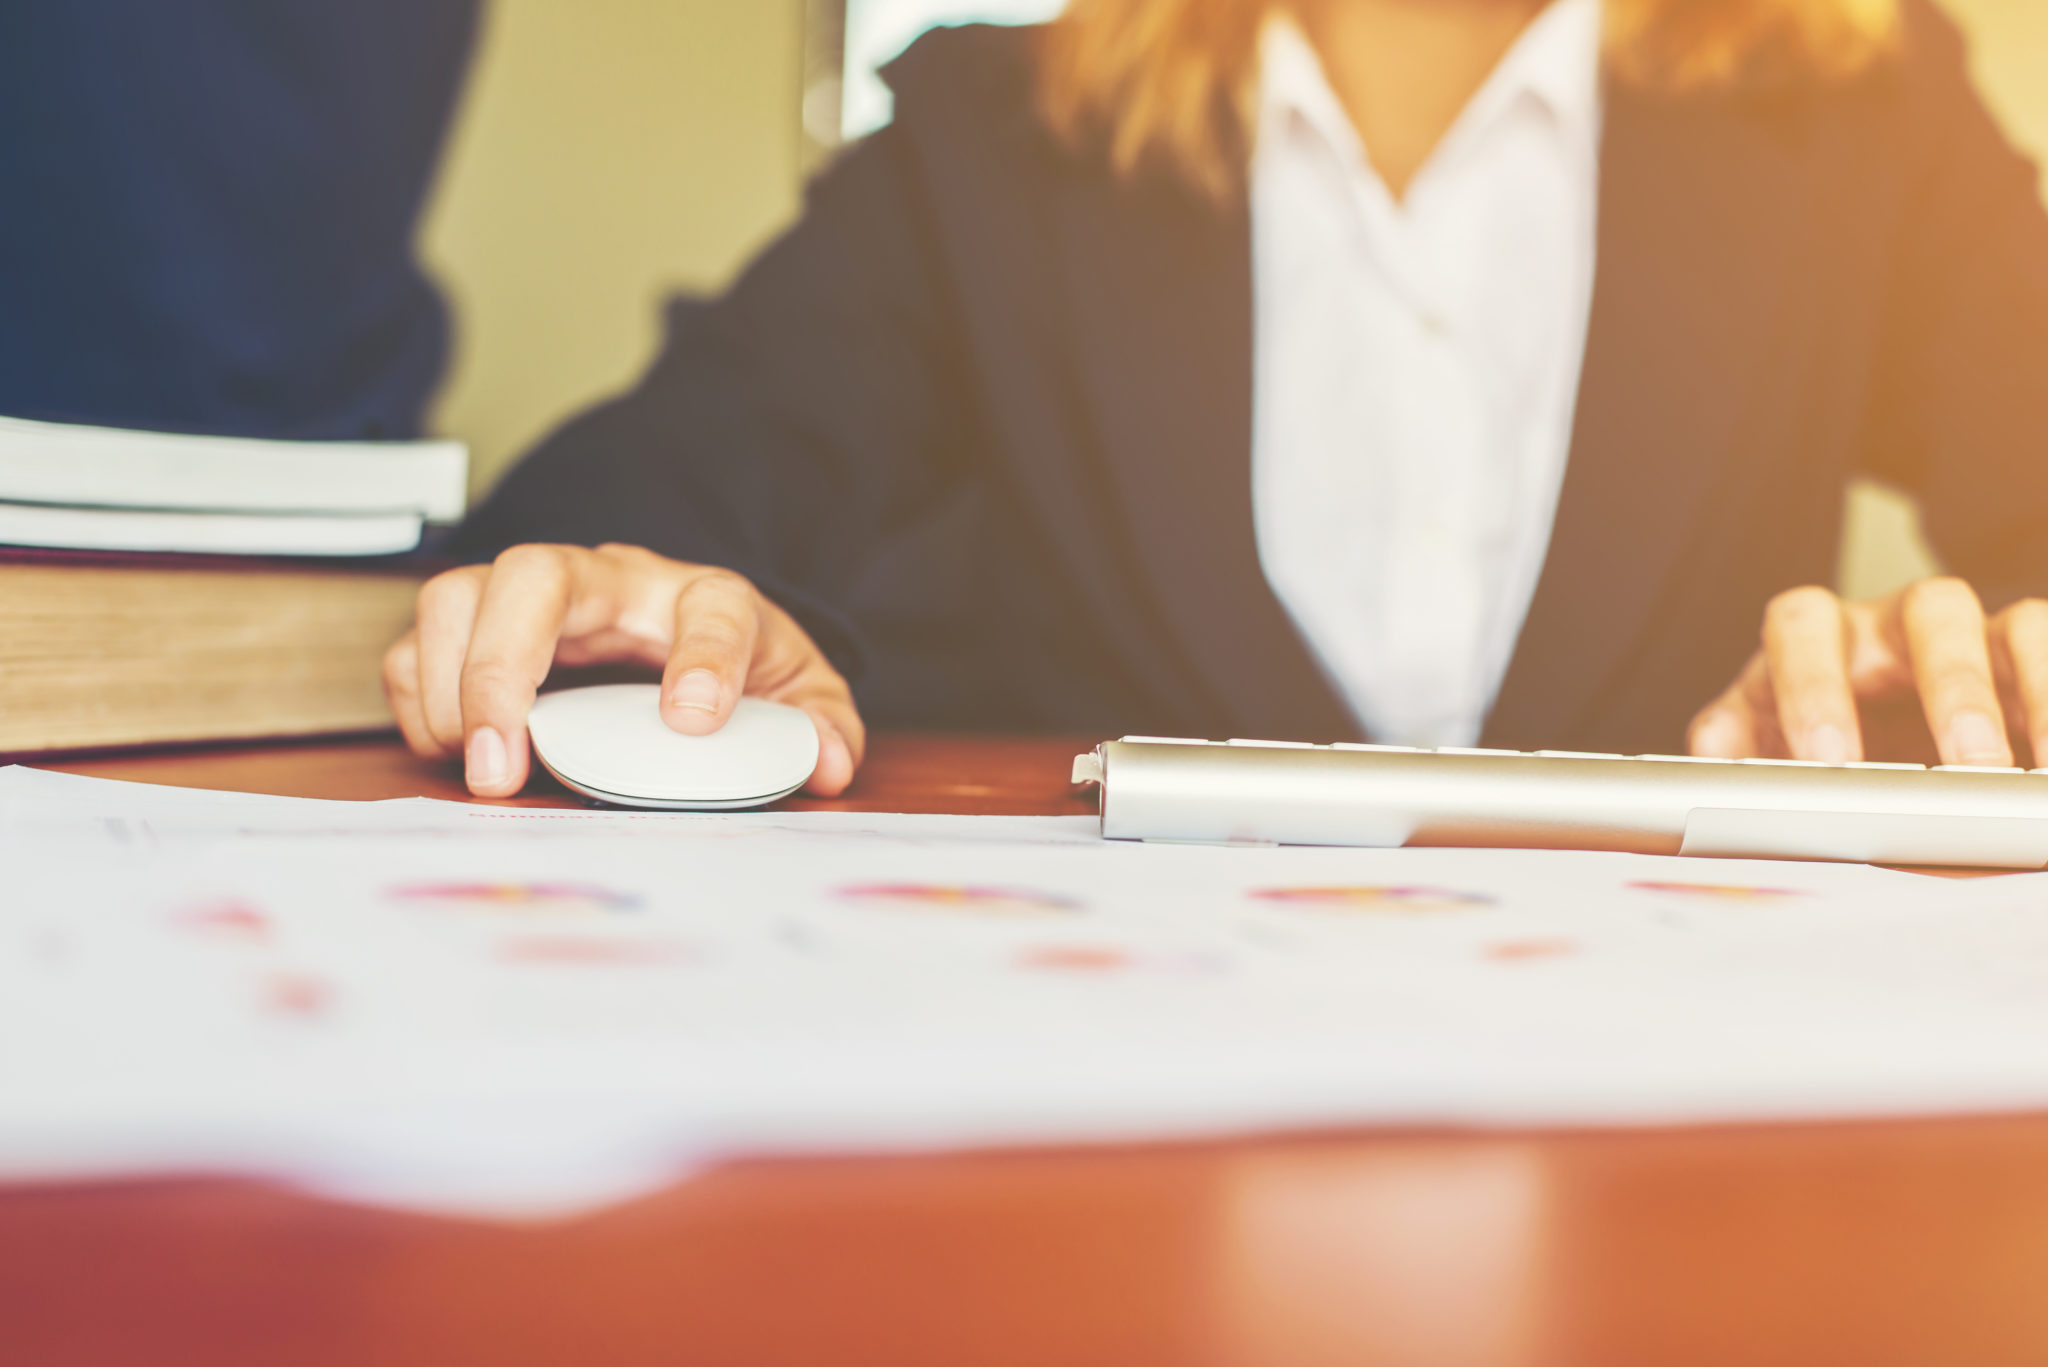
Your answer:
(1257, 0), (1604, 168)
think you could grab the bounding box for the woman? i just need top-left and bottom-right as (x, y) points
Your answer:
(385, 0), (2048, 800)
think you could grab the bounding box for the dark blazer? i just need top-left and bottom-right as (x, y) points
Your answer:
(457, 0), (2048, 753)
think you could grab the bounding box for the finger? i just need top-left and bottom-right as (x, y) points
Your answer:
(740, 598), (865, 794)
(797, 706), (859, 797)
(578, 543), (690, 665)
(1690, 689), (1756, 759)
(1761, 586), (1862, 763)
(381, 630), (442, 758)
(1894, 577), (2011, 766)
(1690, 650), (1776, 758)
(1993, 598), (2048, 767)
(459, 545), (590, 796)
(413, 566), (488, 753)
(660, 570), (761, 736)
(790, 675), (864, 798)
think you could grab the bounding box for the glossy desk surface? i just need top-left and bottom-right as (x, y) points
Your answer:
(10, 735), (2048, 1367)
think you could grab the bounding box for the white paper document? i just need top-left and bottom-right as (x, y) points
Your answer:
(8, 766), (2048, 1218)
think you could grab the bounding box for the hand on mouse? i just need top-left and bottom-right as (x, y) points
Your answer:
(383, 542), (864, 798)
(1688, 578), (2048, 767)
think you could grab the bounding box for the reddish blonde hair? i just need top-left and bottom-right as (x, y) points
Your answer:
(1039, 0), (1901, 199)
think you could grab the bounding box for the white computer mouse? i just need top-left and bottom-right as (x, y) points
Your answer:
(526, 683), (820, 810)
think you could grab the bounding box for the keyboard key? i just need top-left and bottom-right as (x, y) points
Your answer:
(1845, 761), (1926, 770)
(1433, 747), (1522, 757)
(1534, 750), (1624, 760)
(1934, 765), (2026, 774)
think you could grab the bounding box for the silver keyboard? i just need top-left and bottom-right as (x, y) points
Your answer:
(1070, 737), (2048, 868)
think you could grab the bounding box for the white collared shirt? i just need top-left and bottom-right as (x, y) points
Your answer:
(1249, 0), (1603, 746)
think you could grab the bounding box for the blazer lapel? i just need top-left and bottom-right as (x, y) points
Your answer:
(1484, 81), (1811, 749)
(1055, 169), (1357, 741)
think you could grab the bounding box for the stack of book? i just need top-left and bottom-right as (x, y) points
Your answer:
(0, 415), (466, 556)
(0, 417), (469, 755)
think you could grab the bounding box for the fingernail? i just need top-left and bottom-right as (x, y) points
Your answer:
(671, 669), (723, 714)
(1949, 710), (2008, 765)
(466, 726), (508, 789)
(1806, 723), (1853, 765)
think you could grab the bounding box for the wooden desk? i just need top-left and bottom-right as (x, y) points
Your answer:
(11, 736), (2048, 1367)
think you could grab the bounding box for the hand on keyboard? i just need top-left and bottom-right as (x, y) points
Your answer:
(1689, 578), (2048, 771)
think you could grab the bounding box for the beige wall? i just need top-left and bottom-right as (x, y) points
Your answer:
(1945, 0), (2048, 173)
(420, 0), (804, 498)
(418, 0), (2047, 601)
